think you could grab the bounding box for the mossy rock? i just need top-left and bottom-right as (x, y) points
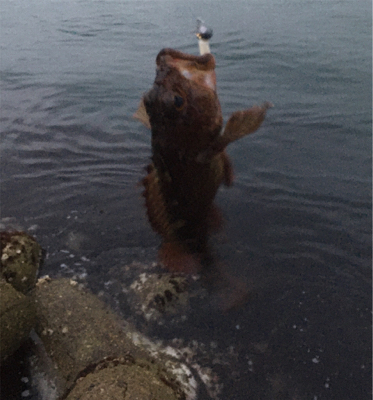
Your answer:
(0, 279), (36, 363)
(0, 231), (43, 294)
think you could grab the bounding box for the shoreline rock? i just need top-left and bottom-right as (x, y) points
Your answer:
(1, 230), (43, 294)
(34, 277), (189, 399)
(1, 231), (194, 399)
(0, 231), (42, 364)
(0, 280), (36, 363)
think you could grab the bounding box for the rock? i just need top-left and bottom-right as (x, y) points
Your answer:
(129, 273), (190, 321)
(34, 278), (186, 399)
(35, 278), (146, 387)
(0, 279), (36, 363)
(1, 231), (43, 294)
(28, 329), (68, 400)
(0, 230), (41, 364)
(65, 357), (182, 400)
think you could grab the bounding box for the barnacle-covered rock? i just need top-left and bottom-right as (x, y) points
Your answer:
(34, 278), (190, 399)
(35, 278), (149, 388)
(129, 273), (190, 321)
(1, 231), (43, 294)
(65, 357), (184, 400)
(0, 279), (36, 363)
(0, 230), (41, 364)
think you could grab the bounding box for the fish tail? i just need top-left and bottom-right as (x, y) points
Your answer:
(159, 242), (202, 274)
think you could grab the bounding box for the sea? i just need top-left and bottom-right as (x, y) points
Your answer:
(0, 0), (371, 399)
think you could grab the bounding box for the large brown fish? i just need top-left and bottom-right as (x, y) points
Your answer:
(135, 48), (271, 273)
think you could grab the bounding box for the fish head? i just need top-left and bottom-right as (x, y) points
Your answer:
(143, 48), (223, 153)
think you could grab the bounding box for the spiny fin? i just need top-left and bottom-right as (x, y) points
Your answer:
(159, 242), (202, 274)
(133, 97), (151, 129)
(142, 164), (174, 238)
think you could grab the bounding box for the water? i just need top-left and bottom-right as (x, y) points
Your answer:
(0, 0), (371, 398)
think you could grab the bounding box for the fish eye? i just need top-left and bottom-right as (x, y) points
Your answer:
(173, 95), (184, 110)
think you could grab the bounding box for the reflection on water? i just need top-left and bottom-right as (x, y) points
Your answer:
(0, 0), (371, 398)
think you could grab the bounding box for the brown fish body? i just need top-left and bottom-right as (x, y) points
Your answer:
(135, 48), (272, 273)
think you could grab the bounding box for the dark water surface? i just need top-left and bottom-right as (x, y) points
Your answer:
(1, 0), (371, 399)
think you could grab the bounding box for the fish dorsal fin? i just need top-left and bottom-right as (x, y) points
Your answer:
(133, 97), (151, 129)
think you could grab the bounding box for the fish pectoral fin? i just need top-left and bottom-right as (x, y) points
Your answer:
(222, 101), (273, 145)
(196, 102), (273, 164)
(133, 97), (151, 129)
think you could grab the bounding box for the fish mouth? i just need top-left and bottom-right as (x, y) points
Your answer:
(155, 48), (217, 91)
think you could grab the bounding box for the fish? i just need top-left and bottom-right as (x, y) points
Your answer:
(135, 48), (272, 273)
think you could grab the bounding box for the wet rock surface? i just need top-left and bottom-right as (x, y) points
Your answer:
(1, 231), (43, 294)
(0, 280), (36, 363)
(65, 357), (183, 400)
(35, 278), (144, 388)
(34, 277), (189, 399)
(129, 272), (191, 321)
(0, 231), (42, 364)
